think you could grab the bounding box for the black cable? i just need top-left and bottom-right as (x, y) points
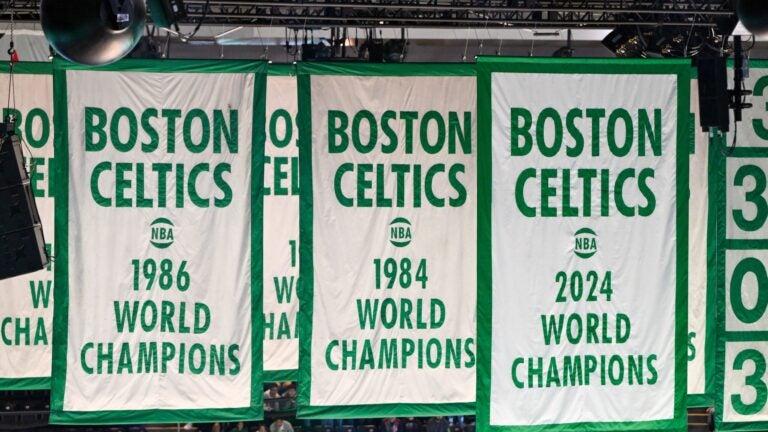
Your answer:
(187, 0), (211, 40)
(727, 122), (738, 155)
(745, 34), (757, 52)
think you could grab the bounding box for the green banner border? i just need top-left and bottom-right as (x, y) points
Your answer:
(0, 61), (52, 75)
(0, 62), (54, 391)
(268, 64), (297, 77)
(0, 377), (51, 390)
(50, 58), (266, 425)
(476, 56), (690, 432)
(297, 62), (475, 419)
(263, 369), (298, 383)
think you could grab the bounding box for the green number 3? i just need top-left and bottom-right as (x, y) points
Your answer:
(732, 349), (768, 415)
(734, 165), (768, 232)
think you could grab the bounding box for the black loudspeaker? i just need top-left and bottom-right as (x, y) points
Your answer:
(0, 125), (49, 280)
(41, 0), (146, 66)
(697, 56), (730, 132)
(0, 125), (25, 186)
(368, 41), (385, 63)
(737, 0), (768, 36)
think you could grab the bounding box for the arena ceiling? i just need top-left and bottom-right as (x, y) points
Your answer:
(0, 1), (737, 29)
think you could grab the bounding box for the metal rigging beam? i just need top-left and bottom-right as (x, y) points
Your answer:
(0, 0), (736, 28)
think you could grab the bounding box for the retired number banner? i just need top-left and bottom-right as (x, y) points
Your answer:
(263, 65), (299, 381)
(478, 58), (688, 431)
(715, 60), (768, 431)
(298, 63), (477, 418)
(0, 63), (55, 390)
(51, 59), (265, 424)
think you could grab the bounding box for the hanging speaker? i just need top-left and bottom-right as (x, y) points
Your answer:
(0, 124), (49, 280)
(736, 0), (768, 36)
(40, 0), (147, 66)
(697, 56), (730, 132)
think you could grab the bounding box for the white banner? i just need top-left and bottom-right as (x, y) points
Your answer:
(0, 63), (55, 390)
(263, 68), (299, 380)
(298, 64), (476, 418)
(688, 76), (713, 405)
(51, 60), (265, 424)
(716, 61), (768, 431)
(479, 58), (687, 431)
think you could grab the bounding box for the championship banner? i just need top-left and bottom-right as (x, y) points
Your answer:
(715, 60), (768, 431)
(51, 59), (266, 424)
(264, 65), (299, 381)
(0, 62), (55, 390)
(477, 57), (688, 431)
(687, 72), (716, 407)
(298, 63), (477, 418)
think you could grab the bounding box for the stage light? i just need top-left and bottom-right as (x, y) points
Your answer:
(602, 27), (647, 58)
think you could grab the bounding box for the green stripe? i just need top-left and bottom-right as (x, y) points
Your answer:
(252, 61), (268, 419)
(0, 61), (52, 75)
(476, 54), (494, 431)
(728, 147), (768, 158)
(0, 377), (51, 390)
(54, 58), (262, 74)
(268, 64), (297, 76)
(50, 59), (70, 421)
(297, 62), (475, 77)
(296, 69), (315, 417)
(724, 332), (768, 342)
(477, 55), (691, 75)
(299, 402), (475, 420)
(687, 394), (714, 409)
(745, 59), (768, 69)
(51, 406), (263, 425)
(263, 369), (298, 383)
(724, 239), (768, 249)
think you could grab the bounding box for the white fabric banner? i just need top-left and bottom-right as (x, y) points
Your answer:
(263, 71), (299, 379)
(0, 64), (55, 390)
(716, 61), (768, 431)
(299, 65), (477, 418)
(51, 60), (264, 424)
(480, 59), (687, 431)
(687, 76), (712, 404)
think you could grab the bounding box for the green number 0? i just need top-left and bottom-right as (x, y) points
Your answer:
(733, 165), (768, 232)
(732, 349), (768, 415)
(730, 257), (768, 325)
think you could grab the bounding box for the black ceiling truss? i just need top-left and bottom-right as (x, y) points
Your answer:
(0, 0), (736, 29)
